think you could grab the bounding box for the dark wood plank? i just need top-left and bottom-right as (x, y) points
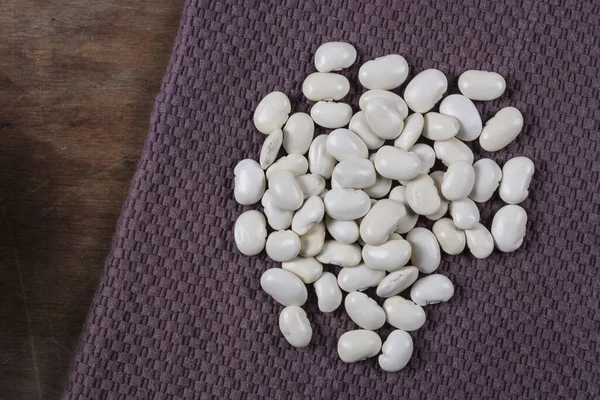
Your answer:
(0, 1), (184, 398)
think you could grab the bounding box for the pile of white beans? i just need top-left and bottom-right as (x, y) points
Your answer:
(234, 42), (534, 371)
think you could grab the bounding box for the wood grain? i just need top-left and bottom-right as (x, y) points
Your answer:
(0, 1), (184, 398)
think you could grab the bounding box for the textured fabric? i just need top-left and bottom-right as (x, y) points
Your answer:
(64, 0), (600, 398)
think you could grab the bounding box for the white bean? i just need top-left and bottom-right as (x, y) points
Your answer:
(310, 101), (352, 129)
(410, 274), (454, 306)
(314, 42), (356, 72)
(324, 189), (371, 220)
(337, 330), (382, 363)
(302, 72), (350, 101)
(438, 94), (482, 141)
(383, 296), (426, 331)
(374, 145), (421, 181)
(378, 330), (413, 372)
(465, 223), (494, 259)
(308, 134), (336, 179)
(349, 111), (385, 150)
(234, 159), (265, 205)
(406, 174), (441, 216)
(422, 112), (459, 140)
(291, 196), (325, 235)
(499, 156), (534, 204)
(394, 113), (423, 151)
(337, 263), (386, 292)
(325, 216), (360, 244)
(283, 112), (314, 155)
(326, 128), (369, 161)
(259, 128), (283, 169)
(469, 158), (502, 203)
(360, 199), (406, 246)
(479, 107), (524, 152)
(345, 292), (386, 330)
(388, 186), (419, 234)
(253, 91), (291, 134)
(332, 158), (376, 189)
(359, 54), (409, 90)
(442, 161), (475, 201)
(282, 257), (323, 284)
(279, 306), (312, 348)
(491, 204), (527, 252)
(359, 90), (409, 119)
(265, 230), (301, 262)
(296, 174), (326, 199)
(406, 228), (440, 274)
(261, 189), (293, 230)
(458, 70), (506, 101)
(316, 240), (362, 267)
(234, 210), (267, 256)
(365, 98), (404, 140)
(433, 138), (474, 167)
(313, 271), (342, 312)
(403, 69), (448, 113)
(376, 266), (419, 298)
(268, 170), (304, 211)
(449, 198), (480, 230)
(362, 239), (412, 271)
(299, 221), (325, 257)
(260, 268), (307, 306)
(432, 218), (466, 255)
(266, 154), (309, 179)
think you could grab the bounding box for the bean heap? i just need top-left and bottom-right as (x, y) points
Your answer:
(234, 42), (534, 371)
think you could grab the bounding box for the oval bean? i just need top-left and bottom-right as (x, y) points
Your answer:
(406, 228), (440, 274)
(302, 72), (350, 101)
(365, 98), (404, 140)
(291, 196), (325, 235)
(324, 189), (371, 220)
(279, 306), (312, 348)
(308, 134), (336, 179)
(383, 296), (426, 331)
(362, 239), (412, 271)
(442, 161), (475, 201)
(345, 292), (386, 330)
(298, 221), (325, 257)
(432, 218), (466, 255)
(283, 112), (314, 155)
(325, 216), (360, 244)
(337, 263), (386, 292)
(359, 54), (409, 90)
(234, 159), (265, 205)
(449, 198), (480, 230)
(360, 199), (406, 246)
(332, 158), (376, 189)
(313, 271), (342, 312)
(378, 330), (413, 372)
(479, 107), (523, 152)
(265, 230), (301, 261)
(314, 42), (356, 72)
(376, 266), (419, 298)
(410, 274), (454, 306)
(268, 170), (304, 211)
(374, 146), (421, 181)
(491, 204), (527, 252)
(234, 210), (267, 256)
(458, 70), (506, 101)
(310, 101), (352, 129)
(403, 69), (448, 113)
(499, 156), (534, 204)
(260, 268), (307, 306)
(253, 91), (291, 134)
(465, 223), (494, 259)
(337, 330), (382, 363)
(326, 128), (369, 161)
(422, 112), (459, 140)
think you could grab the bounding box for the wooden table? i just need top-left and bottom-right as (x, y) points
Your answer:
(0, 1), (184, 398)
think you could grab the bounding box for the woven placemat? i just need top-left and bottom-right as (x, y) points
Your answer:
(64, 0), (600, 398)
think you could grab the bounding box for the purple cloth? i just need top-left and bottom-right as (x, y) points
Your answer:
(64, 0), (600, 398)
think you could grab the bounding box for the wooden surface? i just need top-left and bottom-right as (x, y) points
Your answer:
(0, 1), (185, 398)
